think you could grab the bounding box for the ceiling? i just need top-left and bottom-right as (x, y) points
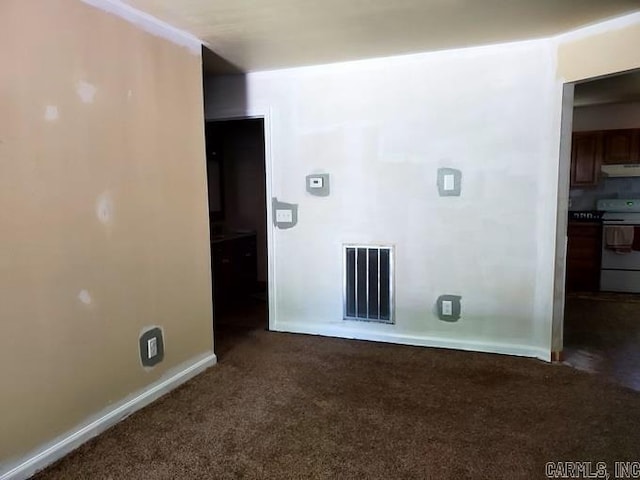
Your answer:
(574, 70), (640, 107)
(120, 0), (640, 73)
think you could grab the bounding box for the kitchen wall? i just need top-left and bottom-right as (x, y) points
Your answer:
(0, 0), (213, 475)
(570, 177), (640, 211)
(206, 38), (562, 360)
(569, 101), (640, 211)
(573, 101), (640, 131)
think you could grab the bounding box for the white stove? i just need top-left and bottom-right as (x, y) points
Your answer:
(597, 199), (640, 293)
(600, 212), (640, 224)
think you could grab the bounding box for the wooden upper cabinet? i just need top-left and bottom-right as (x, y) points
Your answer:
(602, 129), (640, 164)
(571, 132), (602, 187)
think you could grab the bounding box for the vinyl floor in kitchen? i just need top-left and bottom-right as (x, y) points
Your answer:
(564, 292), (640, 391)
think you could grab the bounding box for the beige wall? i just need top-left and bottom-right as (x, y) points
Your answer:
(0, 0), (212, 465)
(558, 17), (640, 82)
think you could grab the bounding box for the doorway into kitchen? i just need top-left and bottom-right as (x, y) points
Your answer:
(205, 118), (269, 359)
(561, 68), (640, 391)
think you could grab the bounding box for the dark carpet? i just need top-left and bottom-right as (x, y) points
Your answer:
(34, 303), (640, 479)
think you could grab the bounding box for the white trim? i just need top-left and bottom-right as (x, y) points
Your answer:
(274, 321), (551, 362)
(1, 353), (217, 480)
(555, 11), (640, 43)
(550, 83), (574, 355)
(204, 108), (278, 331)
(81, 0), (203, 54)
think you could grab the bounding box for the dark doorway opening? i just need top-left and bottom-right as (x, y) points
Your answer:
(205, 118), (269, 359)
(562, 68), (640, 391)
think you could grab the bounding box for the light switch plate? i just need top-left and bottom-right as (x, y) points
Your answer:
(309, 177), (323, 188)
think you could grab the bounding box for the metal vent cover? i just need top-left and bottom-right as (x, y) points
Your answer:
(343, 245), (394, 323)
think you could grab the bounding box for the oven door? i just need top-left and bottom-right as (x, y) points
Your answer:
(601, 223), (640, 292)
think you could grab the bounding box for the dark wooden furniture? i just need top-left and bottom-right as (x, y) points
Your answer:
(571, 132), (602, 187)
(211, 233), (257, 311)
(566, 221), (602, 292)
(571, 128), (640, 187)
(602, 129), (640, 165)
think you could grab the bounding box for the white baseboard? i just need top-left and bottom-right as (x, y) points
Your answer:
(274, 321), (550, 362)
(1, 352), (217, 480)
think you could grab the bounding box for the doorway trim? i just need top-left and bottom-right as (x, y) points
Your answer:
(550, 83), (575, 359)
(205, 107), (277, 331)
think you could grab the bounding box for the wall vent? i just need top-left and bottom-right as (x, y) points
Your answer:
(343, 245), (394, 323)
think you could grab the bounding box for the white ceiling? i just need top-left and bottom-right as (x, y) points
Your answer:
(120, 0), (640, 73)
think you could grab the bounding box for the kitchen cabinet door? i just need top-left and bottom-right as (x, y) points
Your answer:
(602, 129), (640, 164)
(571, 132), (602, 187)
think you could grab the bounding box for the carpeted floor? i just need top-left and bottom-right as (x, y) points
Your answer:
(34, 303), (640, 479)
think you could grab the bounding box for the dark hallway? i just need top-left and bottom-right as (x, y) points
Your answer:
(204, 118), (269, 359)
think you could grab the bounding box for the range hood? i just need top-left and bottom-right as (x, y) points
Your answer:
(601, 164), (640, 178)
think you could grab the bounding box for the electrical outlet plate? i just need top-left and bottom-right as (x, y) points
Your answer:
(139, 327), (164, 367)
(436, 295), (462, 322)
(147, 337), (158, 358)
(443, 174), (455, 191)
(437, 168), (462, 197)
(442, 300), (453, 316)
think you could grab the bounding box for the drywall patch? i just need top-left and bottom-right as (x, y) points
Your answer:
(436, 295), (462, 322)
(272, 198), (298, 229)
(139, 326), (165, 368)
(96, 191), (114, 224)
(81, 0), (202, 54)
(306, 173), (330, 196)
(77, 290), (92, 305)
(76, 81), (97, 104)
(437, 168), (462, 197)
(127, 90), (133, 100)
(44, 105), (59, 122)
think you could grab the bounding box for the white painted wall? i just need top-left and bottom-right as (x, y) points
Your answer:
(206, 39), (563, 360)
(573, 101), (640, 131)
